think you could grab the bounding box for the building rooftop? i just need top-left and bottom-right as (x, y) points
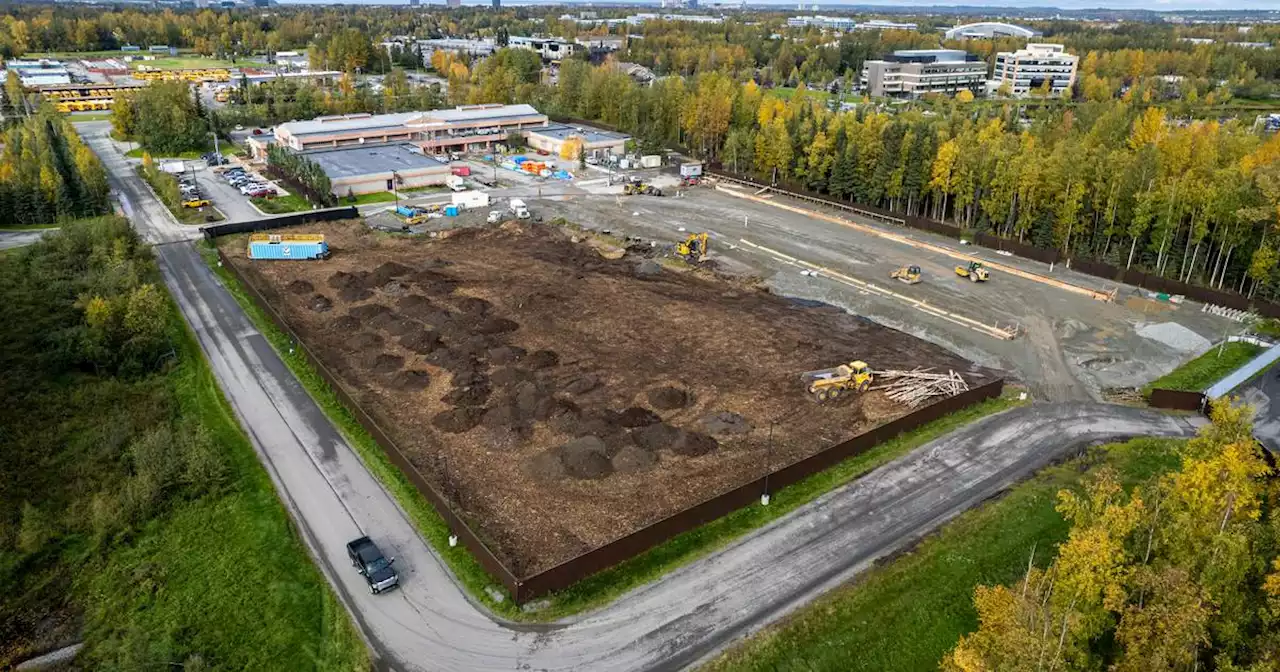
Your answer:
(420, 104), (544, 125)
(278, 112), (422, 139)
(890, 49), (973, 63)
(303, 143), (447, 179)
(528, 123), (629, 144)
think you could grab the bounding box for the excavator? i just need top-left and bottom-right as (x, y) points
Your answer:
(890, 265), (923, 284)
(802, 360), (874, 402)
(955, 260), (990, 283)
(675, 232), (709, 261)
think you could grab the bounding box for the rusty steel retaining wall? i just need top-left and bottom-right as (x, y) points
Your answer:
(515, 378), (1004, 600)
(213, 237), (1004, 602)
(1148, 388), (1207, 412)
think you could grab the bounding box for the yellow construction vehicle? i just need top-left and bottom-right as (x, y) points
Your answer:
(890, 264), (923, 284)
(802, 360), (874, 402)
(675, 232), (709, 261)
(955, 261), (989, 283)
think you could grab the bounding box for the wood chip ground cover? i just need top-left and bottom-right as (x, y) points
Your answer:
(220, 221), (992, 575)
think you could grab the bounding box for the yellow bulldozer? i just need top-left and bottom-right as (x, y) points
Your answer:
(890, 265), (922, 284)
(802, 360), (874, 402)
(675, 232), (709, 261)
(955, 261), (990, 283)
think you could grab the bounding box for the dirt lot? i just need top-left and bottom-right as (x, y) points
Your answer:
(221, 221), (991, 575)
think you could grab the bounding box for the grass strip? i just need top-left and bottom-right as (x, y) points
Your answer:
(704, 436), (1184, 672)
(1144, 341), (1263, 394)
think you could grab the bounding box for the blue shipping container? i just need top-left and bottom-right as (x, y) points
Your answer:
(444, 205), (460, 217)
(248, 240), (329, 260)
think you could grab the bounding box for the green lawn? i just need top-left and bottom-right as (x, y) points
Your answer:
(67, 112), (113, 122)
(0, 221), (368, 669)
(341, 192), (399, 206)
(704, 436), (1186, 672)
(1144, 341), (1263, 394)
(211, 247), (1038, 623)
(133, 56), (240, 70)
(126, 142), (238, 160)
(253, 193), (313, 214)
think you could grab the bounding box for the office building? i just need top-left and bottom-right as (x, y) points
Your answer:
(509, 36), (577, 62)
(304, 144), (451, 197)
(271, 104), (551, 156)
(944, 22), (1039, 40)
(989, 43), (1078, 97)
(860, 49), (986, 98)
(525, 124), (629, 160)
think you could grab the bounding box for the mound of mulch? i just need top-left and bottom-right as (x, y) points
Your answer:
(525, 350), (560, 370)
(399, 330), (442, 354)
(563, 374), (601, 396)
(350, 304), (391, 321)
(476, 317), (519, 335)
(616, 407), (661, 428)
(326, 271), (363, 290)
(431, 407), (483, 433)
(612, 445), (658, 474)
(388, 369), (431, 391)
(348, 332), (384, 349)
(670, 431), (718, 457)
(365, 353), (404, 374)
(487, 345), (526, 365)
(339, 285), (373, 302)
(630, 423), (682, 451)
(559, 436), (613, 480)
(307, 294), (333, 313)
(287, 279), (315, 295)
(457, 296), (492, 315)
(331, 315), (360, 332)
(647, 386), (689, 410)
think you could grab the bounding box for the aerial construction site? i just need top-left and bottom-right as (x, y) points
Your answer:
(220, 220), (994, 575)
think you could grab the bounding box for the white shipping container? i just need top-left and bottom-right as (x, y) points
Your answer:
(640, 155), (661, 168)
(451, 190), (490, 209)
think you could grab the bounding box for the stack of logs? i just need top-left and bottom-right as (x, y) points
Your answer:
(871, 368), (969, 407)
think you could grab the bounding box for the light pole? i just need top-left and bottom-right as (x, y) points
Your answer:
(761, 421), (776, 506)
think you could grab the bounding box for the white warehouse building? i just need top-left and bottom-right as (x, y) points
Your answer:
(989, 43), (1078, 97)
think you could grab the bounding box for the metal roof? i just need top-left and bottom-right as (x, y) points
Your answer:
(278, 105), (547, 139)
(303, 143), (448, 180)
(278, 112), (421, 139)
(420, 104), (543, 124)
(527, 123), (629, 144)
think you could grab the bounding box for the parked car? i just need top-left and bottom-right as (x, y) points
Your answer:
(346, 536), (399, 594)
(247, 187), (275, 198)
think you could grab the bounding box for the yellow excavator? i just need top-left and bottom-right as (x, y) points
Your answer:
(955, 260), (990, 283)
(802, 360), (874, 402)
(675, 232), (709, 261)
(890, 265), (922, 284)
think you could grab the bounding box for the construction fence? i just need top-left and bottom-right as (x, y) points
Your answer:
(707, 168), (1280, 318)
(209, 237), (1006, 602)
(201, 206), (358, 239)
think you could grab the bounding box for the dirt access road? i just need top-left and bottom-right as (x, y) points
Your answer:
(546, 186), (1233, 402)
(87, 129), (1204, 671)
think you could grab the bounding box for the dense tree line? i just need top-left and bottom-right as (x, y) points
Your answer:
(112, 81), (209, 155)
(265, 143), (333, 207)
(216, 70), (444, 128)
(444, 52), (1280, 301)
(945, 403), (1278, 671)
(0, 107), (110, 226)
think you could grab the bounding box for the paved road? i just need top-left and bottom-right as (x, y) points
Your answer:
(0, 228), (58, 250)
(84, 122), (1203, 670)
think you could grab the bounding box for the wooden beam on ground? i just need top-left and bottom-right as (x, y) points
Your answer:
(717, 184), (1115, 303)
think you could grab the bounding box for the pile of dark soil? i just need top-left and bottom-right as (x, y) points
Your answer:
(332, 315), (360, 332)
(671, 431), (718, 457)
(559, 436), (612, 480)
(487, 346), (525, 365)
(399, 330), (441, 354)
(307, 294), (333, 313)
(612, 445), (658, 473)
(389, 369), (431, 390)
(432, 407), (483, 433)
(339, 285), (373, 302)
(365, 261), (413, 289)
(366, 353), (404, 374)
(631, 423), (681, 451)
(648, 386), (689, 410)
(617, 407), (661, 428)
(287, 279), (315, 295)
(347, 332), (384, 349)
(526, 350), (560, 370)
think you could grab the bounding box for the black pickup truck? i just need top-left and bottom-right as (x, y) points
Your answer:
(346, 536), (400, 594)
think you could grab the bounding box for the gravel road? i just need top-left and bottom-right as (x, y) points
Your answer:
(81, 119), (1203, 670)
